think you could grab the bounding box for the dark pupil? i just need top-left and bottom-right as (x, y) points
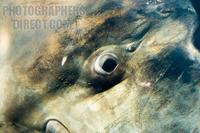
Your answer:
(102, 58), (118, 73)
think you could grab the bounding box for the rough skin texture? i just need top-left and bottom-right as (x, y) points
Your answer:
(0, 0), (200, 132)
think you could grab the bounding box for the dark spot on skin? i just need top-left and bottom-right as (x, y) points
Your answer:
(86, 9), (150, 47)
(6, 95), (40, 124)
(193, 27), (200, 51)
(190, 0), (200, 51)
(47, 55), (81, 92)
(161, 49), (193, 83)
(90, 75), (124, 93)
(47, 67), (80, 92)
(146, 47), (194, 84)
(92, 0), (123, 14)
(191, 87), (196, 93)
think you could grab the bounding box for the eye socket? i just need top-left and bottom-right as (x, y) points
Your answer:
(82, 47), (126, 93)
(94, 53), (119, 75)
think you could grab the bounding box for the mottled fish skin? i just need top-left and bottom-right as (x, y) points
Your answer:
(0, 0), (200, 132)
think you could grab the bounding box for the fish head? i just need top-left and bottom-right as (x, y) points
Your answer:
(0, 0), (199, 132)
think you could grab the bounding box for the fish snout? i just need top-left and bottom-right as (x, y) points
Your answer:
(45, 120), (70, 133)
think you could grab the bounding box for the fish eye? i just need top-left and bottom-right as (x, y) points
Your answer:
(94, 53), (119, 75)
(82, 48), (126, 93)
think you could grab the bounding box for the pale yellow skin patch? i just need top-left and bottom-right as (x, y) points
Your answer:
(0, 0), (199, 132)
